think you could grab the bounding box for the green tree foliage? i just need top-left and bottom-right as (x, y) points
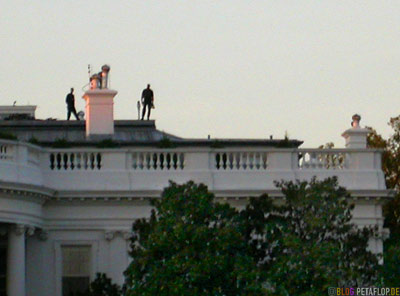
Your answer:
(241, 177), (380, 295)
(367, 117), (400, 285)
(124, 181), (265, 296)
(70, 273), (122, 296)
(125, 179), (380, 295)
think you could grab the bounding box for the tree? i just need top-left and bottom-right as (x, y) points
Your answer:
(124, 181), (265, 296)
(241, 177), (380, 295)
(71, 273), (122, 296)
(367, 117), (400, 285)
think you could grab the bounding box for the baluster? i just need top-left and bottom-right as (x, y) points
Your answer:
(146, 152), (150, 169)
(139, 153), (144, 169)
(62, 153), (67, 170)
(327, 153), (333, 169)
(222, 153), (227, 170)
(56, 153), (61, 170)
(300, 152), (306, 168)
(244, 153), (249, 170)
(339, 153), (344, 169)
(255, 153), (261, 170)
(319, 152), (325, 169)
(306, 152), (311, 168)
(262, 153), (267, 169)
(82, 153), (88, 170)
(132, 153), (137, 169)
(138, 152), (142, 169)
(143, 153), (149, 169)
(173, 153), (178, 170)
(152, 153), (157, 170)
(50, 153), (55, 170)
(215, 153), (220, 170)
(233, 153), (238, 170)
(334, 153), (339, 169)
(159, 153), (164, 170)
(166, 153), (171, 170)
(227, 153), (232, 170)
(309, 152), (315, 169)
(96, 153), (102, 169)
(249, 153), (254, 170)
(179, 153), (184, 169)
(76, 153), (81, 169)
(237, 153), (242, 170)
(89, 153), (94, 169)
(70, 153), (75, 170)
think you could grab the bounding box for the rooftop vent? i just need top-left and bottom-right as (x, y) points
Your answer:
(0, 105), (36, 120)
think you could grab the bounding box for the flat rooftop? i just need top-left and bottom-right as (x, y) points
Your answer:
(0, 119), (303, 148)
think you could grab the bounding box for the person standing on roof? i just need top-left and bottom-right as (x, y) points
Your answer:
(65, 88), (80, 120)
(141, 84), (154, 120)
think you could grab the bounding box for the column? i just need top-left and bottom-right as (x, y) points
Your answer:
(7, 224), (26, 296)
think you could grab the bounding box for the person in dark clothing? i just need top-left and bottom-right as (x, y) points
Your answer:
(141, 84), (154, 120)
(65, 88), (80, 120)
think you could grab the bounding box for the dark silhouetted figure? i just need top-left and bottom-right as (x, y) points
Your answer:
(141, 84), (154, 120)
(66, 88), (80, 120)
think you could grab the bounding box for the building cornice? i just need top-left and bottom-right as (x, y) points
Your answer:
(0, 181), (54, 204)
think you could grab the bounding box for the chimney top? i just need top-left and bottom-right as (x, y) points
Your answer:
(351, 114), (361, 128)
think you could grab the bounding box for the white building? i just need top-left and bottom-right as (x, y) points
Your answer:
(0, 74), (390, 296)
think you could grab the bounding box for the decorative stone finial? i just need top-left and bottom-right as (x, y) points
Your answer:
(89, 65), (111, 89)
(90, 74), (101, 90)
(101, 65), (110, 89)
(351, 114), (361, 128)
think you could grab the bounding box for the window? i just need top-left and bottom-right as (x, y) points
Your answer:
(61, 245), (91, 296)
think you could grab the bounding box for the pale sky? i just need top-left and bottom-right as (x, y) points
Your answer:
(1, 1), (399, 147)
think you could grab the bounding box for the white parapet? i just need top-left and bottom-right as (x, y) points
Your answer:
(342, 114), (370, 148)
(82, 89), (118, 138)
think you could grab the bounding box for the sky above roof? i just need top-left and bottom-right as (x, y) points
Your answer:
(1, 1), (399, 147)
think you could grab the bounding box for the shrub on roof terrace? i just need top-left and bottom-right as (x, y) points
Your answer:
(210, 139), (224, 148)
(96, 139), (119, 148)
(157, 137), (177, 148)
(28, 137), (40, 145)
(52, 138), (72, 148)
(0, 131), (17, 140)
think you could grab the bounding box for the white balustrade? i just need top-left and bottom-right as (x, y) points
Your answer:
(49, 151), (102, 170)
(131, 151), (185, 170)
(298, 150), (347, 170)
(0, 144), (14, 161)
(214, 152), (268, 170)
(0, 139), (386, 193)
(0, 139), (383, 173)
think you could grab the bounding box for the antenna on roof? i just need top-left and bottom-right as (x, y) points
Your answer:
(81, 64), (92, 91)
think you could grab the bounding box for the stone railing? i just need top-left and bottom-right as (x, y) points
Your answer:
(48, 151), (103, 170)
(0, 140), (385, 191)
(298, 149), (347, 170)
(0, 141), (382, 173)
(214, 151), (268, 170)
(131, 151), (185, 170)
(0, 142), (15, 161)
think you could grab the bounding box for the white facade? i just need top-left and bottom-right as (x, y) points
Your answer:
(0, 88), (391, 296)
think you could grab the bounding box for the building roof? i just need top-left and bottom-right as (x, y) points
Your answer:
(0, 119), (303, 148)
